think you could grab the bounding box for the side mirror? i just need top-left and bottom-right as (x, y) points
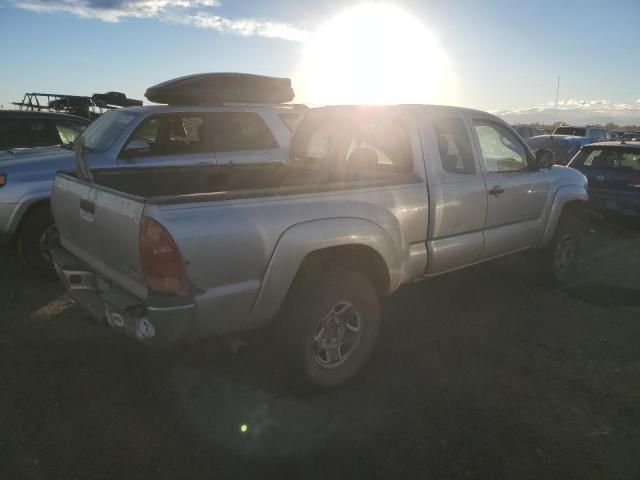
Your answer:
(122, 139), (150, 158)
(534, 148), (554, 169)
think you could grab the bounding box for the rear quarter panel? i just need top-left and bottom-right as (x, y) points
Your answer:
(148, 182), (429, 335)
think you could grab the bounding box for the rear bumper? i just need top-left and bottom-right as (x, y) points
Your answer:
(588, 191), (640, 217)
(51, 243), (196, 345)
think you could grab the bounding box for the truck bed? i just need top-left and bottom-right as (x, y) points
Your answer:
(88, 162), (421, 204)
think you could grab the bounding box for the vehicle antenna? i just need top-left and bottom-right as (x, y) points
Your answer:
(553, 76), (560, 128)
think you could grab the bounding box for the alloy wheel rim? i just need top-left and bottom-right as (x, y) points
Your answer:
(39, 225), (59, 264)
(312, 301), (362, 368)
(554, 233), (575, 274)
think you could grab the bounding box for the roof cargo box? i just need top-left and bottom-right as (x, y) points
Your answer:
(145, 73), (295, 105)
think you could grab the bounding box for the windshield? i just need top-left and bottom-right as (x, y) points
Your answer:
(80, 109), (137, 153)
(553, 127), (587, 136)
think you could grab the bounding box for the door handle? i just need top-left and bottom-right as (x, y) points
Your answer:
(80, 198), (95, 214)
(488, 186), (505, 196)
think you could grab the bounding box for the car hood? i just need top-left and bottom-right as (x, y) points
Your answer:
(0, 146), (73, 163)
(0, 147), (76, 175)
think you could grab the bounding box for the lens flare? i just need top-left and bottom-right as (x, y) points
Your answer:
(297, 3), (455, 105)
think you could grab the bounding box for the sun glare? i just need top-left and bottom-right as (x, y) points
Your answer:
(297, 3), (454, 106)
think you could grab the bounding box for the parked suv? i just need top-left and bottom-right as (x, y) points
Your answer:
(0, 103), (305, 273)
(568, 141), (640, 217)
(0, 111), (88, 152)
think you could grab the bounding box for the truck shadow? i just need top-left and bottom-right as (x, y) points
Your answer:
(564, 285), (640, 307)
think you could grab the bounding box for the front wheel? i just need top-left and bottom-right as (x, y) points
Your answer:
(279, 262), (381, 390)
(535, 213), (581, 287)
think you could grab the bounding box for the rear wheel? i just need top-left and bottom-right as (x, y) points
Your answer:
(536, 212), (581, 287)
(279, 261), (380, 390)
(16, 206), (58, 276)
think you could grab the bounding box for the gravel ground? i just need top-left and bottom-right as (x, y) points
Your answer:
(1, 215), (639, 480)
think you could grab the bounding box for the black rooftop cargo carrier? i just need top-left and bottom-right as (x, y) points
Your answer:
(145, 73), (295, 105)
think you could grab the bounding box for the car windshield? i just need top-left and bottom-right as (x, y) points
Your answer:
(79, 109), (137, 153)
(553, 127), (587, 136)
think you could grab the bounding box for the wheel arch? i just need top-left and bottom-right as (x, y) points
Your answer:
(245, 218), (400, 329)
(11, 197), (51, 246)
(540, 185), (588, 247)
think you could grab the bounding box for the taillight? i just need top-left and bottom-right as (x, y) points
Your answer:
(627, 176), (640, 188)
(139, 216), (191, 296)
(0, 173), (6, 187)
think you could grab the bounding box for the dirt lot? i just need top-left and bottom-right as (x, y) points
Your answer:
(1, 215), (640, 480)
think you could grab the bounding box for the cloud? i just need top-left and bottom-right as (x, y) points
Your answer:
(172, 12), (309, 41)
(14, 1), (217, 21)
(11, 0), (307, 41)
(495, 99), (640, 126)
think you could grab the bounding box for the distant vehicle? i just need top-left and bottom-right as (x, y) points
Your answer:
(513, 125), (542, 139)
(621, 132), (640, 141)
(50, 104), (587, 389)
(0, 111), (88, 151)
(527, 134), (593, 165)
(0, 73), (306, 273)
(552, 126), (609, 142)
(568, 142), (640, 217)
(611, 131), (625, 140)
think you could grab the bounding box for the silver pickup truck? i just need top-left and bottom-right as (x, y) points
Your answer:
(1, 104), (303, 272)
(50, 105), (588, 389)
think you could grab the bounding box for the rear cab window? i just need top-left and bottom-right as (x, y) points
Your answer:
(292, 108), (413, 173)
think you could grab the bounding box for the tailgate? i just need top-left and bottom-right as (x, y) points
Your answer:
(51, 173), (147, 299)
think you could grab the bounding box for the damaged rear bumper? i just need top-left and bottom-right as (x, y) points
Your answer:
(50, 243), (196, 345)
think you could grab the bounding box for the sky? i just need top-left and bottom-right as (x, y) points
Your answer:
(1, 0), (639, 125)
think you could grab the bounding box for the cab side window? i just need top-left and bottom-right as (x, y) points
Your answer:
(473, 121), (528, 172)
(211, 112), (279, 152)
(433, 116), (475, 174)
(123, 114), (209, 157)
(0, 118), (61, 149)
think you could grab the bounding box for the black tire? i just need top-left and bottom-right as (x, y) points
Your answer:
(535, 212), (581, 287)
(16, 206), (57, 276)
(278, 260), (381, 391)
